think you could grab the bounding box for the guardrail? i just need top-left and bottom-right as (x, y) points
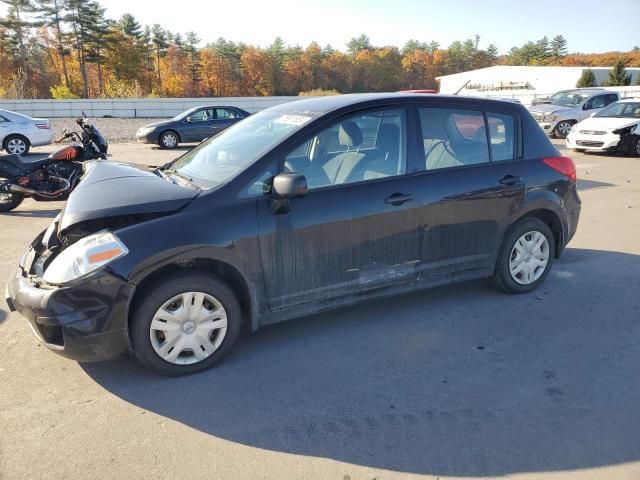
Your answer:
(0, 96), (308, 118)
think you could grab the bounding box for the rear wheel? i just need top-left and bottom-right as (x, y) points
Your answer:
(0, 177), (24, 212)
(130, 271), (242, 376)
(554, 121), (573, 139)
(3, 135), (30, 155)
(493, 217), (555, 294)
(159, 131), (179, 149)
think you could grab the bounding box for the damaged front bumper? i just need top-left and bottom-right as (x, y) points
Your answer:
(5, 229), (135, 362)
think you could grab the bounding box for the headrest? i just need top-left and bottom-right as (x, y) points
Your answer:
(338, 120), (363, 147)
(376, 124), (400, 150)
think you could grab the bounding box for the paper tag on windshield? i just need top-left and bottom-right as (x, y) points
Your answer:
(275, 114), (312, 126)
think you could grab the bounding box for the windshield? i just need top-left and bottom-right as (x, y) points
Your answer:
(168, 109), (317, 189)
(550, 92), (589, 107)
(595, 102), (640, 118)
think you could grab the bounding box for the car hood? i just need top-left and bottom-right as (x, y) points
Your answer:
(59, 161), (198, 232)
(528, 103), (573, 115)
(575, 116), (640, 131)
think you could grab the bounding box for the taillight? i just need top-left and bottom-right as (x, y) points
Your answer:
(36, 123), (50, 129)
(542, 156), (576, 182)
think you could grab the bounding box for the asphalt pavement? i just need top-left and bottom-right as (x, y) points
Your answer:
(0, 140), (639, 480)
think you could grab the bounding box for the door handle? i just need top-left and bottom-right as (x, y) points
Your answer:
(499, 175), (523, 186)
(385, 193), (413, 206)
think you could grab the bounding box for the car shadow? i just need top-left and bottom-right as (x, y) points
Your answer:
(82, 248), (640, 477)
(577, 179), (615, 191)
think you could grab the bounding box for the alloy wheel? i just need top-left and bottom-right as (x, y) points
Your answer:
(556, 122), (572, 137)
(508, 231), (550, 285)
(6, 138), (27, 154)
(149, 291), (228, 365)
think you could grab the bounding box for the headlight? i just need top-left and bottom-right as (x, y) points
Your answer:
(543, 114), (557, 122)
(137, 127), (152, 136)
(43, 231), (128, 285)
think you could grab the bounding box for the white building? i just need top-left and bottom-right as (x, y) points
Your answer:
(437, 66), (640, 104)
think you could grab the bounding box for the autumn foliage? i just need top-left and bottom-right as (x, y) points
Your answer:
(1, 0), (639, 99)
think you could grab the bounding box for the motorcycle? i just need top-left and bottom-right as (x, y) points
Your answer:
(0, 114), (108, 212)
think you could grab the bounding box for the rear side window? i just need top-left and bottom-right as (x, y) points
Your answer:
(605, 94), (619, 106)
(486, 113), (515, 161)
(216, 108), (239, 119)
(419, 108), (489, 171)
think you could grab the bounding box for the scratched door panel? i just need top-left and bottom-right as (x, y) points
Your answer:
(257, 175), (423, 311)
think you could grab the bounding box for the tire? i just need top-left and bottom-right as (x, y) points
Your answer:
(492, 217), (556, 294)
(629, 136), (640, 157)
(553, 121), (573, 139)
(130, 270), (242, 376)
(0, 177), (24, 212)
(3, 135), (30, 155)
(158, 130), (179, 149)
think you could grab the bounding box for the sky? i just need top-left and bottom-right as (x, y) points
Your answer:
(3, 0), (639, 54)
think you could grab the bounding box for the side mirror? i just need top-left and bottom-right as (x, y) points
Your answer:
(272, 173), (307, 198)
(185, 117), (192, 123)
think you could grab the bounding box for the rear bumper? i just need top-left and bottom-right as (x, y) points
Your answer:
(5, 248), (135, 362)
(29, 130), (54, 147)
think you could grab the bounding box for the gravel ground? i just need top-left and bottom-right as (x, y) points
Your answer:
(49, 117), (169, 144)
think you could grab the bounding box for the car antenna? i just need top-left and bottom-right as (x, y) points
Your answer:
(453, 80), (471, 96)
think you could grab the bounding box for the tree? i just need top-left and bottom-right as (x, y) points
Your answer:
(576, 68), (597, 88)
(185, 31), (201, 94)
(604, 59), (631, 86)
(151, 24), (168, 88)
(0, 0), (37, 75)
(347, 34), (370, 55)
(118, 13), (141, 40)
(550, 35), (567, 60)
(35, 0), (70, 86)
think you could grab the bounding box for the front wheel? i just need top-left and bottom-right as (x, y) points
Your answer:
(493, 217), (555, 294)
(158, 131), (179, 149)
(554, 121), (573, 139)
(130, 271), (242, 376)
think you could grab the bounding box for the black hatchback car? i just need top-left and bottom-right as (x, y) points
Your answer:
(136, 105), (250, 149)
(6, 94), (581, 375)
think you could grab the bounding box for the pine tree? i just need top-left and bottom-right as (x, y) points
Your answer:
(35, 0), (70, 86)
(151, 24), (168, 90)
(346, 34), (371, 55)
(550, 35), (568, 60)
(576, 68), (597, 88)
(604, 59), (631, 86)
(118, 13), (141, 40)
(185, 31), (201, 91)
(486, 44), (499, 64)
(0, 0), (37, 75)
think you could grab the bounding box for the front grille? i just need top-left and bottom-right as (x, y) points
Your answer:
(576, 140), (604, 147)
(579, 130), (606, 135)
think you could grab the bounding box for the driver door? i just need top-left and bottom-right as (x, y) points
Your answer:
(257, 107), (423, 310)
(182, 108), (214, 142)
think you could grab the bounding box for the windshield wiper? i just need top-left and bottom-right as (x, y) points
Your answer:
(164, 169), (201, 189)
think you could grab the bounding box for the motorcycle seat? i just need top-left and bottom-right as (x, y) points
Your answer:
(0, 154), (49, 173)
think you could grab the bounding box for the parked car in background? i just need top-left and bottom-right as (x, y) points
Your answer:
(531, 88), (604, 106)
(528, 89), (620, 138)
(398, 89), (439, 94)
(6, 93), (580, 375)
(566, 98), (640, 156)
(136, 105), (250, 149)
(0, 109), (53, 155)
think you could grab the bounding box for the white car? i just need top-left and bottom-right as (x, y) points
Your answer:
(566, 99), (640, 156)
(0, 109), (54, 155)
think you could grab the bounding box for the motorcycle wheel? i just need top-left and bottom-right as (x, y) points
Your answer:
(0, 191), (24, 212)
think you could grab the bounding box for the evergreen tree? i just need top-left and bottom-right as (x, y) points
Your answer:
(550, 35), (567, 59)
(0, 0), (37, 74)
(604, 59), (631, 86)
(185, 31), (201, 89)
(486, 44), (499, 63)
(576, 68), (597, 88)
(118, 13), (141, 40)
(151, 24), (168, 88)
(65, 0), (103, 98)
(347, 34), (371, 55)
(35, 0), (70, 86)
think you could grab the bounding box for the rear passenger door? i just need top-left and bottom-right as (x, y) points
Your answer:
(414, 105), (527, 278)
(208, 108), (242, 136)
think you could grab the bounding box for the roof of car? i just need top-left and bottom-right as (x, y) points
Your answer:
(617, 97), (640, 103)
(270, 93), (520, 114)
